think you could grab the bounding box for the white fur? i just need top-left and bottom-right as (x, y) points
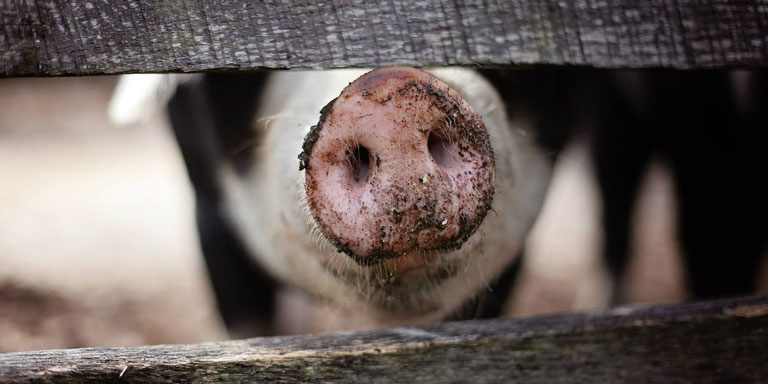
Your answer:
(219, 68), (553, 329)
(108, 69), (554, 330)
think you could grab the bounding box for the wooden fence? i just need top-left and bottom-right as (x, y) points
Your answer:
(0, 294), (767, 383)
(1, 1), (767, 382)
(2, 0), (768, 76)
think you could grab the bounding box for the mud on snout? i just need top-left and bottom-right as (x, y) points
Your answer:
(298, 67), (495, 271)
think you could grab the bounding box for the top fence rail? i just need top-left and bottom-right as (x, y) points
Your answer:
(2, 0), (768, 77)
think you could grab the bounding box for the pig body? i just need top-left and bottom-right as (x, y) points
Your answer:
(166, 68), (560, 336)
(120, 67), (766, 337)
(588, 70), (768, 303)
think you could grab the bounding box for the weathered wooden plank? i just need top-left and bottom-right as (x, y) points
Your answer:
(0, 294), (766, 383)
(2, 0), (768, 77)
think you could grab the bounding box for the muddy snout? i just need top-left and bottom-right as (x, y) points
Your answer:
(299, 67), (495, 265)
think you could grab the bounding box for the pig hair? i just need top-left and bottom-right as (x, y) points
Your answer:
(230, 114), (294, 156)
(341, 132), (366, 179)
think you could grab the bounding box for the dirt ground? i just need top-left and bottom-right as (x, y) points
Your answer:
(0, 77), (224, 351)
(1, 76), (766, 352)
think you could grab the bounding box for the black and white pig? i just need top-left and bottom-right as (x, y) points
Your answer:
(112, 67), (766, 338)
(147, 67), (575, 337)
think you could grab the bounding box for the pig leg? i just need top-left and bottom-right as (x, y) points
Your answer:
(659, 70), (768, 298)
(589, 71), (655, 304)
(167, 73), (278, 337)
(593, 70), (768, 302)
(476, 69), (580, 309)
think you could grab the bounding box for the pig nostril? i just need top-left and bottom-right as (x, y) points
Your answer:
(427, 131), (455, 169)
(347, 145), (371, 183)
(303, 67), (497, 263)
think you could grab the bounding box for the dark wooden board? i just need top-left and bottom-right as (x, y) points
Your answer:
(0, 294), (766, 383)
(2, 0), (768, 77)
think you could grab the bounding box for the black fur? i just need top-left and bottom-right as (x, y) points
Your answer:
(167, 73), (277, 338)
(166, 69), (767, 338)
(589, 70), (768, 301)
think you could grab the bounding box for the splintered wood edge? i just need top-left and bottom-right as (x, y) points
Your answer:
(0, 294), (767, 383)
(2, 0), (768, 77)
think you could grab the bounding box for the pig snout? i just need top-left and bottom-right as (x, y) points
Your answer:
(299, 67), (495, 265)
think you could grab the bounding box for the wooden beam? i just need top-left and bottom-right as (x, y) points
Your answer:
(1, 294), (767, 383)
(2, 0), (768, 77)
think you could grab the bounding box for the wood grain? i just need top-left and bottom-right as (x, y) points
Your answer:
(1, 294), (766, 383)
(2, 0), (768, 77)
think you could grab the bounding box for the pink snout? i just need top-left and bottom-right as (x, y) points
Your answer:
(299, 67), (495, 265)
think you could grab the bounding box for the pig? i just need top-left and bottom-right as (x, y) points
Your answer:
(115, 67), (766, 338)
(159, 67), (574, 337)
(587, 70), (768, 303)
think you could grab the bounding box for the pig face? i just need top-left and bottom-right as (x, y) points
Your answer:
(300, 67), (496, 265)
(217, 68), (552, 325)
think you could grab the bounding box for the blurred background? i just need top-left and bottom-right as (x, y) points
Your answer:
(0, 77), (223, 351)
(1, 75), (766, 352)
